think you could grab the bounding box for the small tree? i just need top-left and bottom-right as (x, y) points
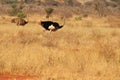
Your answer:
(44, 7), (54, 18)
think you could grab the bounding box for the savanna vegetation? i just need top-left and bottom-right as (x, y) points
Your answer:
(0, 0), (120, 80)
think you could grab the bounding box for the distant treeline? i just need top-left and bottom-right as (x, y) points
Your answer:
(0, 0), (119, 17)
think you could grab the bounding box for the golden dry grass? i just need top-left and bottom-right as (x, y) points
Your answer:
(0, 16), (120, 80)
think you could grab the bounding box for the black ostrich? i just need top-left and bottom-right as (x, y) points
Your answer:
(37, 19), (65, 32)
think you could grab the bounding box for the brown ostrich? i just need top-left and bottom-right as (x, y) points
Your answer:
(11, 18), (28, 26)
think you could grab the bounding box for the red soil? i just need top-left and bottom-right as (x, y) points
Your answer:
(0, 74), (38, 80)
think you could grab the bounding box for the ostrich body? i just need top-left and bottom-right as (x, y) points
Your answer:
(37, 20), (65, 32)
(11, 18), (28, 26)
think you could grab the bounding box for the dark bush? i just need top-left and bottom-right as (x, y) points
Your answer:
(44, 7), (54, 18)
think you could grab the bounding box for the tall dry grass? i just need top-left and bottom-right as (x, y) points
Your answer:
(0, 16), (120, 80)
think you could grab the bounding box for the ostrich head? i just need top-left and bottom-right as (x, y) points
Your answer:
(25, 19), (28, 23)
(36, 20), (41, 25)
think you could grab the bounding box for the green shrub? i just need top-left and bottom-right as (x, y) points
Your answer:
(4, 0), (17, 4)
(10, 8), (19, 16)
(44, 7), (54, 18)
(25, 0), (29, 3)
(10, 2), (26, 18)
(66, 0), (73, 6)
(17, 12), (26, 18)
(111, 0), (120, 3)
(10, 2), (18, 16)
(11, 2), (17, 8)
(75, 16), (82, 21)
(83, 14), (88, 17)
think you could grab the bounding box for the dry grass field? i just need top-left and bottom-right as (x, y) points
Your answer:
(0, 15), (120, 80)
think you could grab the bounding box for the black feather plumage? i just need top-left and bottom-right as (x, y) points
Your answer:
(40, 21), (64, 31)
